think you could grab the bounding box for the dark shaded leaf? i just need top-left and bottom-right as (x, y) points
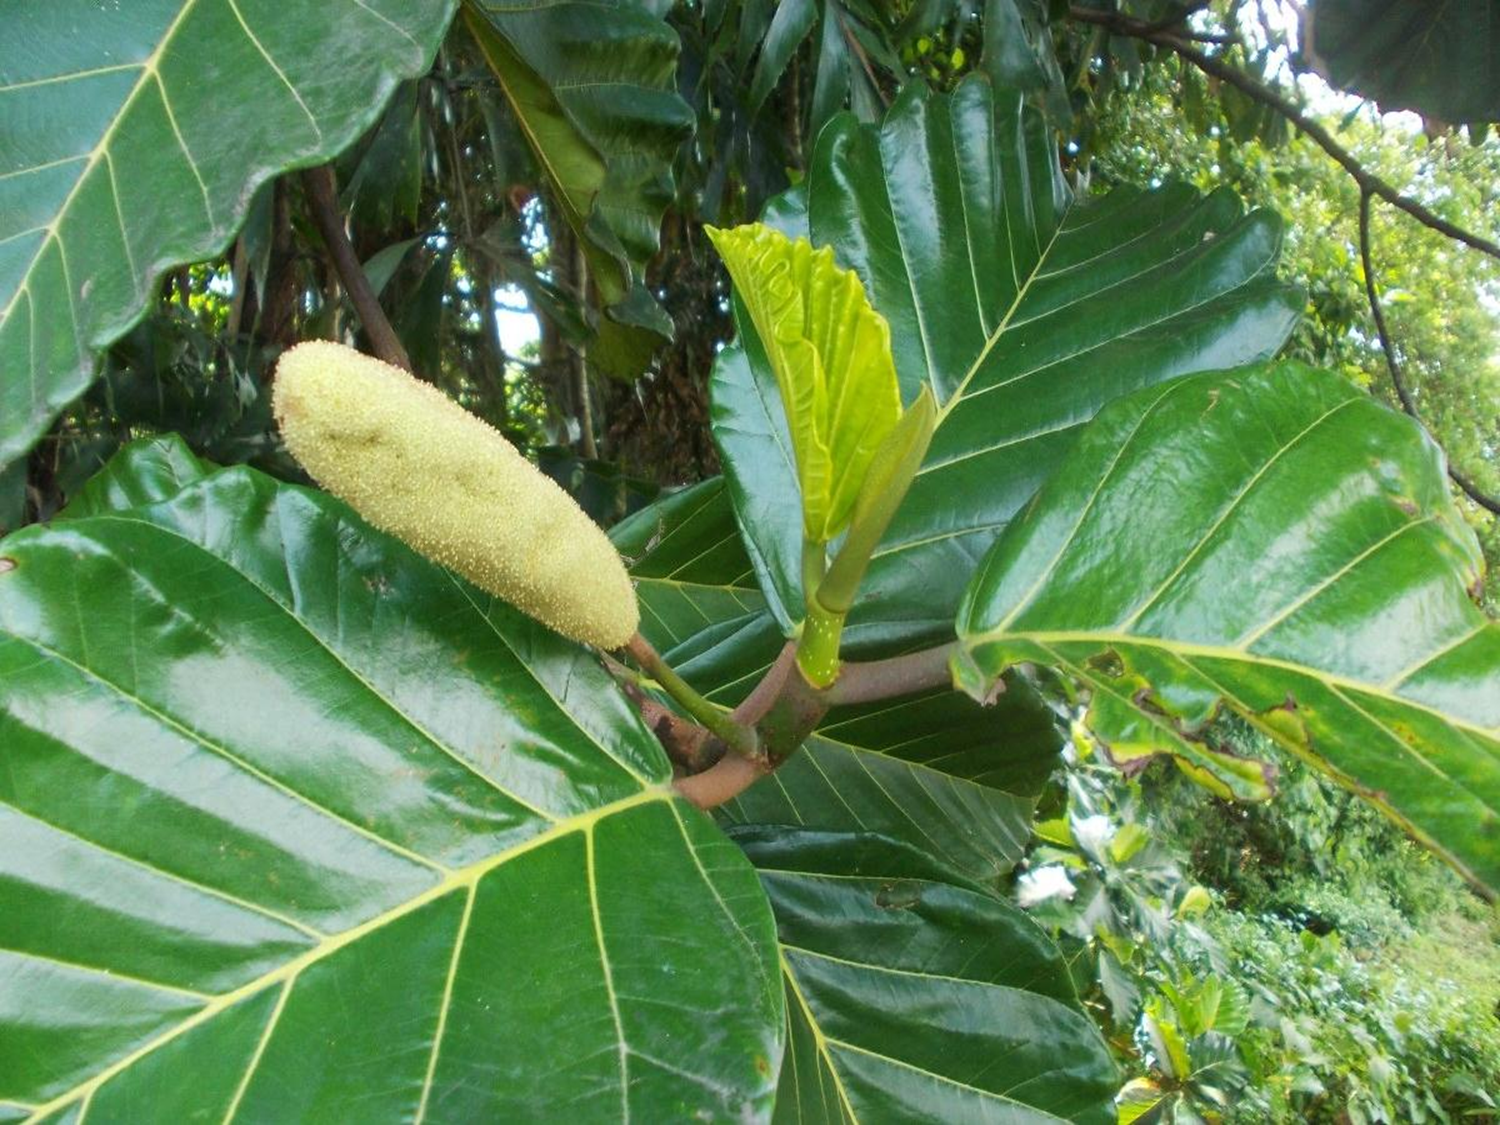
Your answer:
(749, 0), (819, 113)
(462, 0), (695, 307)
(721, 678), (1061, 884)
(733, 828), (1119, 1123)
(55, 432), (210, 521)
(1308, 0), (1500, 123)
(613, 476), (769, 656)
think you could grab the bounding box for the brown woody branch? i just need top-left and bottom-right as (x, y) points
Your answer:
(1357, 191), (1500, 515)
(614, 634), (963, 809)
(825, 643), (958, 705)
(301, 164), (413, 371)
(1066, 7), (1500, 263)
(624, 634), (761, 759)
(675, 753), (771, 809)
(1138, 1), (1233, 43)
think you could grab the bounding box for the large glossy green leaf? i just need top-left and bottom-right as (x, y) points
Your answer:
(1307, 0), (1500, 124)
(720, 682), (1060, 886)
(462, 0), (695, 309)
(616, 479), (1061, 885)
(732, 828), (1119, 1123)
(53, 432), (210, 521)
(712, 75), (1303, 644)
(0, 451), (783, 1118)
(613, 476), (769, 654)
(0, 0), (455, 465)
(954, 362), (1500, 895)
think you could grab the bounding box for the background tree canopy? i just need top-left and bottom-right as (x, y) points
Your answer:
(1, 0), (1497, 1121)
(4, 0), (1496, 547)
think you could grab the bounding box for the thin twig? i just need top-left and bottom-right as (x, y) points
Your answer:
(1140, 0), (1233, 43)
(624, 634), (760, 758)
(301, 164), (413, 371)
(838, 10), (891, 110)
(602, 652), (727, 773)
(1358, 191), (1500, 515)
(1066, 7), (1500, 262)
(1139, 0), (1210, 33)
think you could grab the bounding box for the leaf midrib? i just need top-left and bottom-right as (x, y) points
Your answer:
(977, 628), (1500, 741)
(933, 201), (1073, 422)
(0, 1), (193, 327)
(782, 954), (859, 1124)
(19, 787), (670, 1124)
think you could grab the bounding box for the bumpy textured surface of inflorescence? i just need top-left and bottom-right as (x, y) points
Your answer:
(274, 341), (639, 648)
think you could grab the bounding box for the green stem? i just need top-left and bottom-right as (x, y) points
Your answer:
(802, 536), (827, 608)
(797, 598), (845, 688)
(625, 634), (759, 759)
(798, 536), (844, 688)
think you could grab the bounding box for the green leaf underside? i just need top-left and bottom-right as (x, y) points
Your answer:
(712, 75), (1302, 645)
(708, 224), (902, 542)
(732, 829), (1118, 1124)
(0, 455), (781, 1118)
(462, 0), (694, 308)
(955, 363), (1500, 895)
(618, 480), (1063, 884)
(1310, 0), (1500, 124)
(0, 0), (456, 464)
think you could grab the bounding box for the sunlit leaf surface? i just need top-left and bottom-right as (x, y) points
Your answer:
(713, 76), (1302, 646)
(0, 449), (782, 1119)
(0, 0), (456, 462)
(955, 363), (1500, 895)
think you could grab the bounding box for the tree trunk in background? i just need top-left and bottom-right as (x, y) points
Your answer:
(481, 261), (511, 431)
(601, 213), (725, 484)
(258, 179), (302, 352)
(537, 199), (591, 451)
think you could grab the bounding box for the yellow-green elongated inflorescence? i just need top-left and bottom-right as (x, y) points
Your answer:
(273, 341), (638, 649)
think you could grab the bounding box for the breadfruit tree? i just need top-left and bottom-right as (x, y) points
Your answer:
(1, 1), (1496, 1120)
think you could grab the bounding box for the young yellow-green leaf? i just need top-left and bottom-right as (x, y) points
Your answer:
(954, 362), (1500, 897)
(706, 223), (902, 543)
(711, 79), (1301, 646)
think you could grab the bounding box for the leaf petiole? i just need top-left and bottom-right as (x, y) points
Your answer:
(624, 634), (760, 760)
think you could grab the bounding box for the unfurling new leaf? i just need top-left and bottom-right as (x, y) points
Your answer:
(706, 222), (902, 544)
(274, 341), (638, 649)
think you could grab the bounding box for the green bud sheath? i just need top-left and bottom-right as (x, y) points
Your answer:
(273, 341), (639, 649)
